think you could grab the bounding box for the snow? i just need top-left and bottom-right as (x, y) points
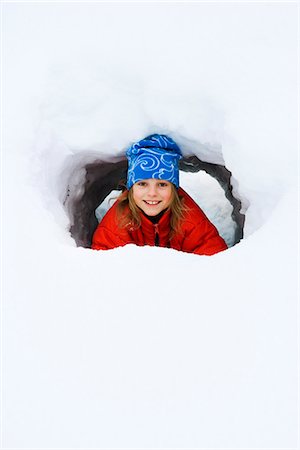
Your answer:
(2, 2), (299, 449)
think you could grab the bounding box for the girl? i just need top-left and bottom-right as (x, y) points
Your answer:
(92, 134), (227, 256)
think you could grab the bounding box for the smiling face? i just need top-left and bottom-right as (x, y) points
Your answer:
(132, 179), (174, 216)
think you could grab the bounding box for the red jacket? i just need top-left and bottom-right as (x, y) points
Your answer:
(92, 188), (227, 256)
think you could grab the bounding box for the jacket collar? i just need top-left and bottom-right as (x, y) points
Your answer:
(139, 208), (168, 224)
(140, 208), (171, 231)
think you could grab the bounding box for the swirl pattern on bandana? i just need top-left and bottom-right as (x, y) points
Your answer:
(126, 134), (182, 189)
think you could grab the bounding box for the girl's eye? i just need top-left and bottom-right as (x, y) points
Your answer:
(159, 182), (168, 187)
(137, 182), (146, 187)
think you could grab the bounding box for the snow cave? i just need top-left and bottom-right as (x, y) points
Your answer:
(4, 2), (297, 448)
(63, 152), (245, 250)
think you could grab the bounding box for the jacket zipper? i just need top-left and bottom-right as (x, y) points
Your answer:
(154, 224), (160, 246)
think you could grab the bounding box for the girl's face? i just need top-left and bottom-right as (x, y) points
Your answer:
(132, 179), (173, 216)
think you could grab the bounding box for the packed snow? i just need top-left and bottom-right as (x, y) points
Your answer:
(2, 2), (298, 449)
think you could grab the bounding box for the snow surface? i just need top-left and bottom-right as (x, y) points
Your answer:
(2, 2), (299, 449)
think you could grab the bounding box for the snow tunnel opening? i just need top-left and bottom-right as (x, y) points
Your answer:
(64, 155), (245, 249)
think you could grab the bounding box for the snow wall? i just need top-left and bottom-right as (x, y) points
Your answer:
(2, 2), (299, 449)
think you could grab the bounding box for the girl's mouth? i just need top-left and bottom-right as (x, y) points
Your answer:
(144, 201), (161, 205)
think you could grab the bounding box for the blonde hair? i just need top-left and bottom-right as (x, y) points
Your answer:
(116, 183), (188, 239)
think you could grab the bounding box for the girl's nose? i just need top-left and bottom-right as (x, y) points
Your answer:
(147, 185), (158, 196)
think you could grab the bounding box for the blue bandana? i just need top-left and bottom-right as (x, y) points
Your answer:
(126, 134), (182, 189)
